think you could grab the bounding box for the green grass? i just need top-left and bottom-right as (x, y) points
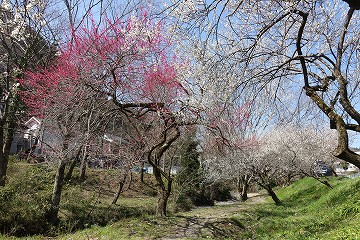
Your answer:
(234, 177), (360, 240)
(0, 160), (158, 239)
(47, 177), (360, 239)
(0, 216), (182, 240)
(1, 160), (359, 239)
(55, 216), (183, 240)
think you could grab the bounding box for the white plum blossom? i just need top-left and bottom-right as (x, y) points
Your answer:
(1, 0), (10, 11)
(165, 0), (360, 168)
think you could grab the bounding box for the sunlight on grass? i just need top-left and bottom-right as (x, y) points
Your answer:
(56, 216), (181, 240)
(235, 177), (360, 240)
(1, 175), (359, 239)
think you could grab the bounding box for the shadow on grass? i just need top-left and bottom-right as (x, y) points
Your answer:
(60, 202), (155, 234)
(252, 206), (294, 220)
(160, 215), (246, 239)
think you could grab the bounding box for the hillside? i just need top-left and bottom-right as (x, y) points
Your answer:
(56, 177), (360, 239)
(243, 177), (360, 239)
(0, 161), (359, 239)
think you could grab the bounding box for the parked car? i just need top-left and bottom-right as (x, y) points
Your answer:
(314, 161), (333, 176)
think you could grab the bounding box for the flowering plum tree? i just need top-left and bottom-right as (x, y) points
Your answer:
(202, 101), (258, 201)
(21, 9), (189, 218)
(266, 125), (338, 186)
(22, 61), (112, 222)
(0, 0), (56, 186)
(204, 121), (338, 204)
(168, 0), (360, 169)
(246, 125), (339, 204)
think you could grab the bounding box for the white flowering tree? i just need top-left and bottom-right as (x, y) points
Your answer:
(204, 124), (338, 204)
(0, 0), (55, 186)
(201, 99), (264, 202)
(167, 0), (360, 169)
(259, 126), (338, 187)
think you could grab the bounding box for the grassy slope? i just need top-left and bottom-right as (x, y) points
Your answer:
(0, 161), (159, 239)
(239, 177), (360, 240)
(0, 161), (359, 239)
(58, 177), (360, 240)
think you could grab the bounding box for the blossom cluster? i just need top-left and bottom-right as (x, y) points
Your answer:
(21, 10), (184, 117)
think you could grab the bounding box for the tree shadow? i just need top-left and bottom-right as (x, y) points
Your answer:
(167, 215), (246, 239)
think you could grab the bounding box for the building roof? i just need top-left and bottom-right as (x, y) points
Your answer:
(24, 117), (41, 129)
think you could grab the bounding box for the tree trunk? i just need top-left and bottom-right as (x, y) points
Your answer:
(79, 147), (89, 181)
(330, 167), (338, 177)
(48, 135), (71, 223)
(0, 117), (16, 187)
(64, 159), (77, 182)
(140, 162), (145, 183)
(265, 185), (281, 205)
(156, 190), (170, 217)
(127, 171), (133, 190)
(237, 175), (250, 201)
(153, 166), (172, 217)
(48, 160), (66, 223)
(305, 89), (360, 169)
(312, 176), (333, 189)
(112, 171), (128, 204)
(64, 147), (82, 181)
(147, 126), (179, 217)
(0, 119), (5, 186)
(241, 183), (249, 202)
(0, 153), (9, 187)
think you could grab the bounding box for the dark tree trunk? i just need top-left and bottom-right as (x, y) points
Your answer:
(0, 117), (16, 187)
(296, 7), (360, 170)
(153, 166), (172, 217)
(112, 171), (128, 204)
(79, 147), (89, 181)
(64, 159), (77, 182)
(343, 0), (360, 9)
(305, 86), (360, 170)
(0, 153), (9, 187)
(256, 176), (281, 205)
(140, 162), (145, 183)
(237, 175), (251, 201)
(241, 184), (249, 201)
(79, 161), (86, 181)
(48, 160), (66, 223)
(265, 185), (281, 205)
(146, 125), (179, 217)
(127, 171), (133, 190)
(47, 135), (71, 223)
(64, 147), (82, 181)
(331, 167), (338, 177)
(312, 176), (333, 189)
(157, 190), (170, 217)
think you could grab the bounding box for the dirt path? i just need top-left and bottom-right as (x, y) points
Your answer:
(161, 193), (266, 239)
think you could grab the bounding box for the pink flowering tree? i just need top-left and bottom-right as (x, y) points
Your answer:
(21, 56), (111, 222)
(21, 10), (189, 218)
(69, 12), (187, 217)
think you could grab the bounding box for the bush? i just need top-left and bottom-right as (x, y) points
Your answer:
(174, 192), (194, 211)
(173, 135), (232, 211)
(173, 135), (214, 211)
(0, 163), (53, 236)
(207, 181), (233, 201)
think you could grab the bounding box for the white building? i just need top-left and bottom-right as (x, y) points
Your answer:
(10, 117), (42, 154)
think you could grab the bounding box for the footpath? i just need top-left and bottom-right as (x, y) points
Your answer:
(161, 193), (266, 239)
